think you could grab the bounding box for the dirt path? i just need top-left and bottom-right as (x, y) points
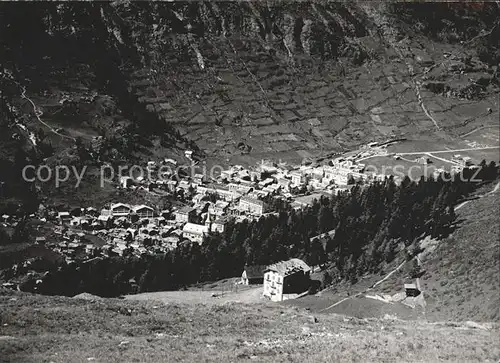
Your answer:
(358, 146), (498, 163)
(399, 146), (498, 156)
(320, 260), (407, 312)
(460, 125), (499, 138)
(456, 180), (500, 211)
(425, 152), (459, 165)
(19, 84), (76, 142)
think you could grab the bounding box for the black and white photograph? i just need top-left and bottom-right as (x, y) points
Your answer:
(0, 1), (499, 362)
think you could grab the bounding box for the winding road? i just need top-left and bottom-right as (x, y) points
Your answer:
(19, 85), (76, 142)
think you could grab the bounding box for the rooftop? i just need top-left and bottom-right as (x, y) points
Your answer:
(240, 196), (264, 206)
(243, 265), (267, 279)
(183, 223), (209, 235)
(266, 258), (311, 276)
(177, 206), (195, 214)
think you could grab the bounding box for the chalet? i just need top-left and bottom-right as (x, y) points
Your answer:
(236, 184), (253, 195)
(110, 203), (131, 217)
(210, 215), (232, 233)
(192, 193), (205, 204)
(220, 169), (235, 181)
(241, 265), (266, 285)
(239, 196), (266, 216)
(126, 228), (138, 238)
(262, 186), (276, 195)
(120, 176), (134, 189)
(163, 236), (180, 249)
(85, 244), (95, 254)
(208, 201), (229, 216)
(452, 154), (473, 167)
(57, 212), (71, 224)
(133, 205), (154, 219)
(263, 258), (311, 302)
(182, 222), (208, 244)
(228, 183), (241, 193)
(261, 178), (275, 187)
(213, 184), (235, 201)
(175, 206), (196, 223)
(166, 180), (177, 192)
(178, 180), (192, 191)
(277, 178), (291, 191)
(260, 164), (278, 174)
(70, 217), (89, 227)
(197, 185), (209, 195)
(97, 214), (113, 228)
(462, 156), (473, 166)
(147, 161), (157, 170)
(404, 283), (420, 297)
(193, 173), (205, 184)
(417, 156), (432, 165)
(250, 170), (264, 181)
(35, 237), (47, 245)
(164, 158), (177, 166)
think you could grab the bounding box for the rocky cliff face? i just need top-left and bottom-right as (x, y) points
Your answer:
(1, 2), (499, 186)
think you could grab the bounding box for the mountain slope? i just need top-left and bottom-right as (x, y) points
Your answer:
(0, 288), (498, 362)
(418, 182), (500, 322)
(1, 2), (499, 167)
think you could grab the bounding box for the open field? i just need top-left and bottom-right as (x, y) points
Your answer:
(362, 155), (429, 179)
(1, 288), (499, 363)
(434, 149), (500, 165)
(461, 126), (500, 148)
(126, 286), (264, 306)
(386, 137), (480, 155)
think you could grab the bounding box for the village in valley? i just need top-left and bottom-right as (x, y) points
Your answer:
(2, 135), (488, 301)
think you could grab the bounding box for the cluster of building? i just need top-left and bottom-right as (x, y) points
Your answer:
(26, 145), (399, 262)
(451, 154), (475, 173)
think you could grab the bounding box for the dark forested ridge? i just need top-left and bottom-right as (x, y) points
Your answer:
(14, 163), (497, 297)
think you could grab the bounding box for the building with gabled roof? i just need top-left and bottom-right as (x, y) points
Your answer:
(241, 265), (267, 285)
(182, 222), (209, 244)
(263, 258), (311, 302)
(132, 205), (154, 219)
(110, 203), (131, 217)
(175, 206), (196, 223)
(239, 196), (266, 216)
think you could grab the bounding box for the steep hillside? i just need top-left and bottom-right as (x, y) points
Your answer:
(1, 2), (498, 173)
(0, 288), (498, 362)
(418, 183), (500, 322)
(281, 181), (500, 323)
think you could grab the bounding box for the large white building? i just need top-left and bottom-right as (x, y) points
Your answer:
(182, 223), (209, 244)
(239, 196), (266, 216)
(263, 258), (311, 302)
